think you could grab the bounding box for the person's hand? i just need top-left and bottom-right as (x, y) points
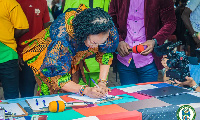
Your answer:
(98, 82), (111, 93)
(161, 55), (169, 69)
(140, 40), (155, 56)
(174, 76), (196, 87)
(98, 82), (106, 87)
(117, 41), (130, 57)
(164, 80), (173, 84)
(83, 87), (107, 98)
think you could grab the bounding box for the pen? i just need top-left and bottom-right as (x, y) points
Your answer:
(42, 100), (46, 107)
(91, 78), (109, 98)
(5, 112), (12, 116)
(66, 102), (93, 105)
(84, 102), (93, 104)
(39, 107), (48, 110)
(91, 78), (99, 88)
(35, 99), (38, 106)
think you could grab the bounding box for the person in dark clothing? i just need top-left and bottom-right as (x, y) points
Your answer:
(174, 0), (188, 52)
(51, 0), (64, 20)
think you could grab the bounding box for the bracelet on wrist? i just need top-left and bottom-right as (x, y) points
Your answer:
(152, 38), (158, 48)
(191, 84), (199, 91)
(98, 79), (108, 85)
(79, 85), (88, 96)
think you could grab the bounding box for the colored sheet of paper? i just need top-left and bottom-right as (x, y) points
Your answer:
(97, 94), (138, 106)
(138, 86), (191, 98)
(109, 84), (136, 90)
(119, 84), (158, 93)
(73, 116), (99, 120)
(74, 104), (128, 117)
(72, 104), (98, 109)
(108, 88), (128, 96)
(127, 92), (152, 100)
(138, 105), (179, 120)
(60, 95), (82, 102)
(158, 93), (200, 105)
(96, 110), (142, 120)
(136, 82), (163, 85)
(118, 98), (171, 111)
(35, 109), (85, 120)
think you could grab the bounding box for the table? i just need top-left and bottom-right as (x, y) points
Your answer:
(2, 82), (200, 120)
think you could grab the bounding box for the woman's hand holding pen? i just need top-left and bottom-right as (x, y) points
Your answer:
(98, 82), (111, 94)
(83, 87), (107, 98)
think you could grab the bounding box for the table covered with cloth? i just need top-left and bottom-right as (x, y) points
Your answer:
(1, 82), (200, 120)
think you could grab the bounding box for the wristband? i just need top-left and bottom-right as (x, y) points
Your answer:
(79, 85), (88, 96)
(191, 84), (199, 91)
(152, 38), (158, 48)
(98, 79), (108, 85)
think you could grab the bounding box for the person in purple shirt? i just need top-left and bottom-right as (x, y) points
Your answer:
(109, 0), (176, 85)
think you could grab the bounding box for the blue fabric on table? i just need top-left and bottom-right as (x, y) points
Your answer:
(138, 86), (191, 98)
(158, 93), (200, 105)
(97, 94), (138, 106)
(151, 83), (179, 88)
(118, 97), (171, 111)
(138, 105), (179, 120)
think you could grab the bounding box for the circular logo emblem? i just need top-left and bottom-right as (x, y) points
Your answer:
(177, 105), (196, 120)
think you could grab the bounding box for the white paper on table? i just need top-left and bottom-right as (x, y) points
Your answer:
(72, 116), (99, 120)
(26, 96), (65, 111)
(0, 103), (25, 115)
(68, 94), (119, 103)
(118, 84), (158, 93)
